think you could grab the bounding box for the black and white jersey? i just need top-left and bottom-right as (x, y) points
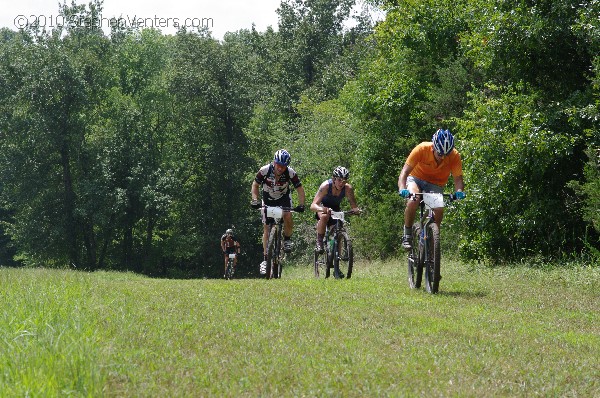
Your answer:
(254, 163), (302, 201)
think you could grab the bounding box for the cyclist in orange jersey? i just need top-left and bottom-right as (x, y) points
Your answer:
(397, 129), (466, 250)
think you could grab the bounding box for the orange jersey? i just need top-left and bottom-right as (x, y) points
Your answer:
(406, 142), (463, 187)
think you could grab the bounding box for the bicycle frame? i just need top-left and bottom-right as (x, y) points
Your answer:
(407, 192), (455, 293)
(225, 253), (236, 280)
(315, 210), (355, 279)
(262, 206), (294, 279)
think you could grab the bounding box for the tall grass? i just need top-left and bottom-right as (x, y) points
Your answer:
(1, 261), (598, 397)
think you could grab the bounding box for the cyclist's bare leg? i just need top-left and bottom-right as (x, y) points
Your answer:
(316, 212), (330, 235)
(404, 181), (421, 228)
(283, 212), (293, 238)
(223, 254), (228, 275)
(262, 224), (269, 255)
(433, 208), (445, 227)
(315, 212), (330, 250)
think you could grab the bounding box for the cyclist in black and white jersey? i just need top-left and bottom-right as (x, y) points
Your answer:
(251, 149), (306, 275)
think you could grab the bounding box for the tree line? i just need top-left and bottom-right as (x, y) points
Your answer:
(0, 0), (598, 277)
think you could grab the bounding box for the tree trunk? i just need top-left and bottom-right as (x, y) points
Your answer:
(60, 142), (79, 268)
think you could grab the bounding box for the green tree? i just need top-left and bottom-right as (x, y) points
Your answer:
(277, 0), (356, 97)
(344, 0), (600, 262)
(454, 84), (583, 261)
(0, 19), (112, 268)
(167, 29), (260, 275)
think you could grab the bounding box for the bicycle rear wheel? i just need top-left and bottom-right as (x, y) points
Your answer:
(423, 222), (441, 294)
(265, 225), (277, 279)
(408, 225), (423, 289)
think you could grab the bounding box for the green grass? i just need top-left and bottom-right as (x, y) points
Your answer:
(1, 260), (598, 397)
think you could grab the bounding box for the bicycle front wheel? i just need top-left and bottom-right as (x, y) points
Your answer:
(423, 222), (441, 294)
(408, 225), (423, 289)
(273, 228), (283, 278)
(333, 232), (353, 279)
(314, 249), (326, 278)
(225, 259), (234, 280)
(265, 225), (278, 279)
(325, 240), (333, 278)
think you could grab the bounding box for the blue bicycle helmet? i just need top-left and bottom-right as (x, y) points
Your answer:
(432, 129), (455, 156)
(273, 149), (291, 166)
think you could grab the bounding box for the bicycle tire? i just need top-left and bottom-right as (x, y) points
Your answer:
(225, 258), (234, 280)
(314, 249), (326, 278)
(331, 233), (350, 279)
(274, 232), (282, 279)
(265, 225), (277, 279)
(424, 222), (441, 294)
(336, 231), (353, 279)
(325, 233), (333, 278)
(408, 225), (423, 289)
(325, 253), (332, 278)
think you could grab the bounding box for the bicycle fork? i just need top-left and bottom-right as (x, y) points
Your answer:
(420, 212), (435, 256)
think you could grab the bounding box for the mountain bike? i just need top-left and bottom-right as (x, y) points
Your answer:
(407, 192), (456, 294)
(262, 206), (296, 280)
(314, 210), (356, 279)
(224, 253), (236, 280)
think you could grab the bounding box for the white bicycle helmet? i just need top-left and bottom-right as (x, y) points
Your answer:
(333, 166), (350, 179)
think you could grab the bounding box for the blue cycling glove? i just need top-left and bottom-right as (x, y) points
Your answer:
(454, 191), (465, 200)
(399, 189), (410, 198)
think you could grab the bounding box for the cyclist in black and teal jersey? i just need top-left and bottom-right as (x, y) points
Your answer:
(310, 166), (360, 254)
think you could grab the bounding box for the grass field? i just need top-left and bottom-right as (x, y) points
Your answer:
(1, 259), (598, 397)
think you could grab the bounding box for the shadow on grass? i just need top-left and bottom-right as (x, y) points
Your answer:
(436, 290), (488, 298)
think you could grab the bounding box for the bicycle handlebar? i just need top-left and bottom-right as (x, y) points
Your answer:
(255, 206), (297, 212)
(408, 192), (457, 201)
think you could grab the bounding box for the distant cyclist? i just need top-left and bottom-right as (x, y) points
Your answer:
(221, 229), (240, 278)
(310, 166), (360, 253)
(251, 149), (306, 275)
(397, 128), (465, 250)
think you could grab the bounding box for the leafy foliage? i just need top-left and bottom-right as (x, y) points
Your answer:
(454, 84), (583, 261)
(0, 0), (599, 271)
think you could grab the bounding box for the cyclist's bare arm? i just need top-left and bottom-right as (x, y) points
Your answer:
(398, 163), (414, 190)
(453, 175), (465, 192)
(296, 185), (306, 206)
(345, 184), (360, 213)
(251, 181), (260, 202)
(310, 181), (330, 213)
